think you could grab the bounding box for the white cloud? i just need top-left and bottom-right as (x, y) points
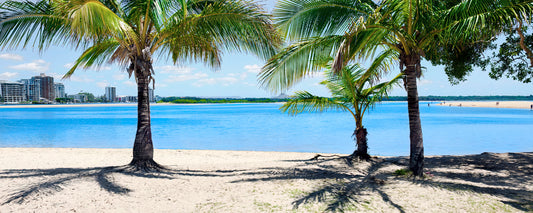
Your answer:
(123, 81), (136, 87)
(418, 79), (432, 86)
(0, 54), (23, 61)
(228, 72), (248, 80)
(96, 81), (110, 88)
(99, 66), (112, 71)
(156, 65), (194, 74)
(63, 63), (111, 71)
(165, 73), (208, 82)
(244, 64), (261, 73)
(243, 82), (256, 86)
(48, 72), (65, 80)
(9, 59), (49, 72)
(63, 63), (75, 68)
(113, 74), (127, 81)
(0, 72), (18, 79)
(194, 77), (239, 87)
(309, 71), (326, 79)
(66, 76), (94, 83)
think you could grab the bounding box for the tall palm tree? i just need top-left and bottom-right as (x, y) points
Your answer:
(281, 52), (402, 160)
(260, 0), (533, 176)
(0, 0), (280, 170)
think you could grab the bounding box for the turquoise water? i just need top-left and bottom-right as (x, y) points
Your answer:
(0, 102), (532, 156)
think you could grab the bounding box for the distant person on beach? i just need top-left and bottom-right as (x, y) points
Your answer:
(531, 104), (532, 110)
(496, 102), (499, 106)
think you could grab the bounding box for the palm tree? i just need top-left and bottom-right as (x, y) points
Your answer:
(260, 0), (533, 176)
(0, 0), (280, 170)
(281, 52), (402, 160)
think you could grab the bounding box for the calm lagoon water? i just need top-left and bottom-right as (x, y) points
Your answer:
(0, 102), (532, 156)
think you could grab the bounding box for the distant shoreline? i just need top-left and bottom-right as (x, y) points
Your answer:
(0, 102), (288, 108)
(2, 101), (533, 109)
(435, 101), (533, 109)
(0, 103), (139, 108)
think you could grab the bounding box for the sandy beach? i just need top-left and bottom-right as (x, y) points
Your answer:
(435, 101), (533, 109)
(0, 148), (531, 212)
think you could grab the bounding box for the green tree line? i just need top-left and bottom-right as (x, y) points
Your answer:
(159, 97), (289, 104)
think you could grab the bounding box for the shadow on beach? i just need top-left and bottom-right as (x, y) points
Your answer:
(0, 165), (244, 205)
(0, 152), (531, 212)
(233, 152), (533, 212)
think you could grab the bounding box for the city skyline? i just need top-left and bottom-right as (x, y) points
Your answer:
(1, 72), (134, 97)
(1, 46), (532, 99)
(0, 73), (159, 104)
(0, 0), (532, 98)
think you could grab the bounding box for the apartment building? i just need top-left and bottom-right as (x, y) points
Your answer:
(0, 81), (26, 103)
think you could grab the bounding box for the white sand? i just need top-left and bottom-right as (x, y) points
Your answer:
(0, 148), (531, 212)
(435, 101), (533, 109)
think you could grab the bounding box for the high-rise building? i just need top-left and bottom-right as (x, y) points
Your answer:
(0, 82), (26, 103)
(105, 86), (116, 102)
(31, 73), (54, 102)
(148, 88), (155, 102)
(18, 79), (40, 101)
(54, 83), (66, 99)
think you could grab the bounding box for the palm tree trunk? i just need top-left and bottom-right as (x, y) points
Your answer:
(351, 127), (370, 160)
(129, 68), (160, 170)
(404, 58), (424, 177)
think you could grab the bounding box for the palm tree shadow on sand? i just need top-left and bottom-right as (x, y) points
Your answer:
(234, 152), (533, 212)
(1, 152), (531, 212)
(0, 165), (231, 205)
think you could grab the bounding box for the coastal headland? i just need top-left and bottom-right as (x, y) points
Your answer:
(1, 148), (531, 212)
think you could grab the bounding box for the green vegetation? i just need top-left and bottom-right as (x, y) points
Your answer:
(55, 98), (74, 103)
(259, 0), (533, 176)
(485, 25), (533, 84)
(393, 168), (412, 176)
(253, 200), (282, 212)
(281, 55), (402, 160)
(0, 0), (279, 170)
(158, 97), (288, 104)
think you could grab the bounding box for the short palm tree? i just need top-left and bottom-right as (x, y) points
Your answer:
(260, 0), (533, 176)
(281, 51), (402, 160)
(0, 0), (280, 170)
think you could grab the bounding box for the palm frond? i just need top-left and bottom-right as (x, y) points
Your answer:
(280, 91), (349, 115)
(259, 35), (344, 93)
(158, 31), (222, 68)
(64, 39), (121, 78)
(0, 0), (71, 50)
(274, 0), (375, 39)
(443, 0), (533, 42)
(57, 0), (137, 46)
(157, 0), (280, 67)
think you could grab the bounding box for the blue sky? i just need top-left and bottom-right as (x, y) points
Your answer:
(0, 1), (531, 98)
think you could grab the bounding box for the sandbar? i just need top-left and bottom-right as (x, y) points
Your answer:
(435, 101), (533, 109)
(0, 148), (531, 212)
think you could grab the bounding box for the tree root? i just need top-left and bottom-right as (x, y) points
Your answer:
(349, 151), (371, 161)
(127, 159), (166, 172)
